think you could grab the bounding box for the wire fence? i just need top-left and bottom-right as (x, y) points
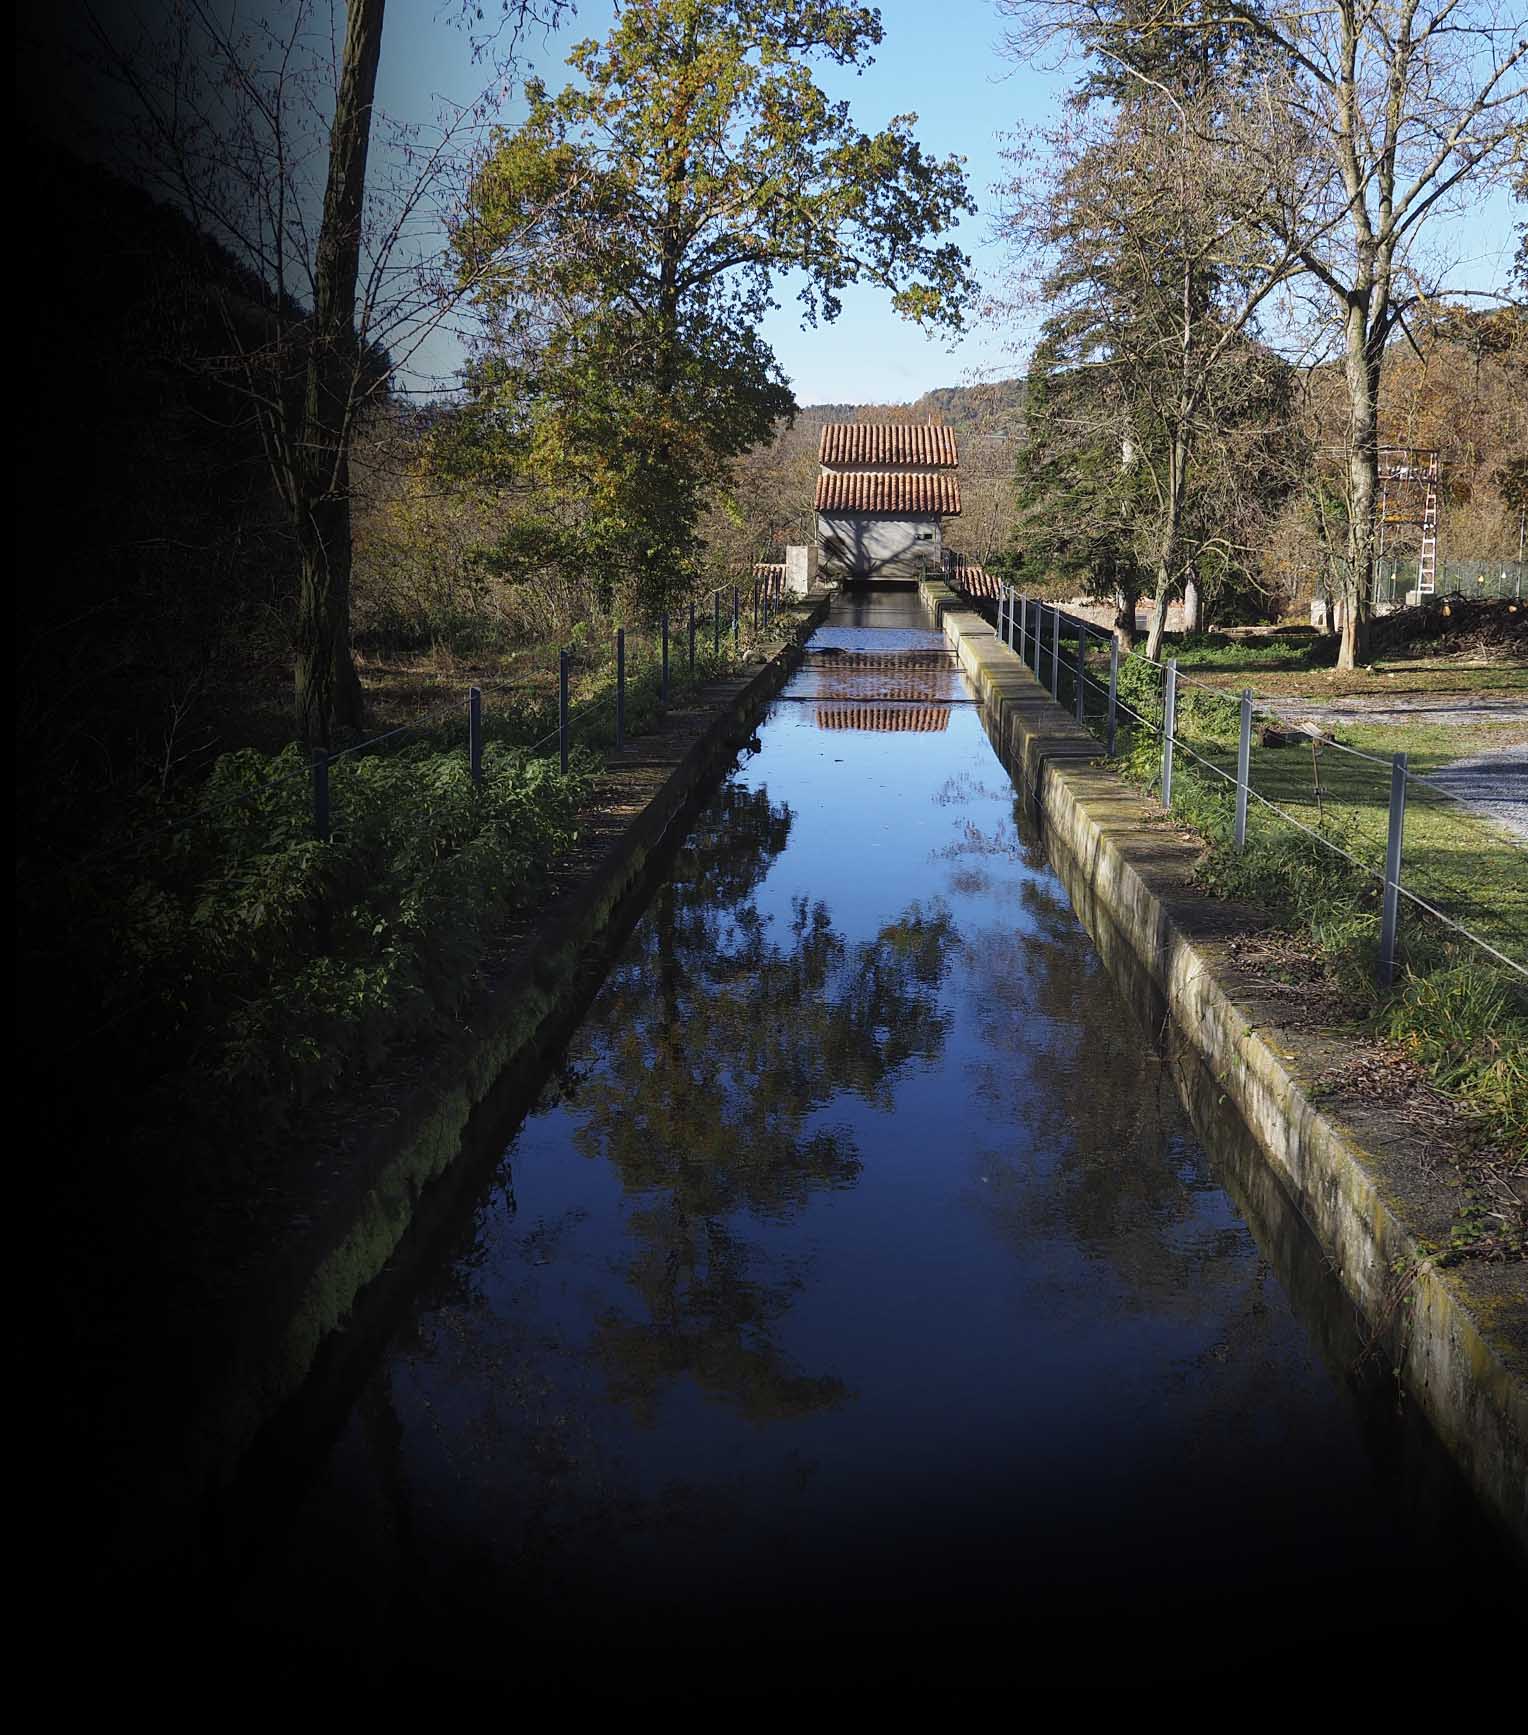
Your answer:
(989, 586), (1528, 984)
(80, 567), (803, 873)
(1365, 558), (1526, 608)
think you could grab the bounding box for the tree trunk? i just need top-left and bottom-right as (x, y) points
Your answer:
(1144, 577), (1171, 661)
(1181, 573), (1200, 634)
(1110, 563), (1140, 649)
(1337, 298), (1379, 672)
(1144, 430), (1189, 661)
(295, 494), (366, 745)
(294, 0), (385, 743)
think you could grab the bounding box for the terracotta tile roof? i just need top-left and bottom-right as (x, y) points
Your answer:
(947, 561), (1000, 600)
(819, 423), (959, 468)
(752, 562), (785, 597)
(814, 471), (961, 515)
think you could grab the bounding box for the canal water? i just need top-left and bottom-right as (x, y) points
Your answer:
(224, 592), (1521, 1698)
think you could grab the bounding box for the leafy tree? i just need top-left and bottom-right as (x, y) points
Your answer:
(452, 0), (975, 611)
(1011, 324), (1152, 644)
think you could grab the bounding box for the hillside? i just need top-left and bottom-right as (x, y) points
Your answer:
(795, 378), (1026, 438)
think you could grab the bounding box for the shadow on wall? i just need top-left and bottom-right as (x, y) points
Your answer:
(820, 517), (939, 582)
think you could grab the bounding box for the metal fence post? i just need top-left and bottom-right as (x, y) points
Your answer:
(732, 585), (739, 643)
(688, 602), (696, 674)
(312, 749), (330, 841)
(1074, 624), (1086, 722)
(661, 611), (670, 702)
(1161, 658), (1178, 808)
(1234, 688), (1253, 851)
(468, 685), (482, 786)
(558, 650), (570, 773)
(1106, 637), (1119, 755)
(1050, 607), (1061, 699)
(713, 590), (721, 655)
(615, 628), (625, 752)
(1379, 752), (1408, 987)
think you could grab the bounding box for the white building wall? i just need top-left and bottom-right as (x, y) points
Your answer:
(817, 514), (941, 581)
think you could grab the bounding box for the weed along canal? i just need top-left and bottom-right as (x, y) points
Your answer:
(218, 592), (1522, 1697)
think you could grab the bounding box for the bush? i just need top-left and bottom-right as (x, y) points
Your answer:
(57, 738), (594, 1156)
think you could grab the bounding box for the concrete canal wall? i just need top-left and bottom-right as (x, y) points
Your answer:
(157, 593), (835, 1560)
(920, 577), (1527, 1556)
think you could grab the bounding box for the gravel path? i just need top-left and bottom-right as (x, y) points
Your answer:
(1253, 696), (1528, 843)
(1266, 694), (1528, 731)
(1411, 749), (1528, 843)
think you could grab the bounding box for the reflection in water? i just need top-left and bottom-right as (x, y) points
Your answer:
(806, 646), (962, 731)
(815, 703), (949, 731)
(225, 590), (1523, 1699)
(567, 781), (953, 1423)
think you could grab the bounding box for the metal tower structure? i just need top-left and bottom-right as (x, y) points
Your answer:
(1376, 447), (1441, 599)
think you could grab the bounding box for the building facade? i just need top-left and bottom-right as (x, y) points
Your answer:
(815, 423), (961, 581)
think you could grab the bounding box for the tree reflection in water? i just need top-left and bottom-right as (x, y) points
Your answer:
(960, 829), (1287, 1427)
(568, 778), (955, 1423)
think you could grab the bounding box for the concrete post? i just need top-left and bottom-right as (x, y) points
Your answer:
(312, 749), (330, 841)
(615, 628), (625, 752)
(784, 544), (817, 597)
(1234, 689), (1253, 851)
(1106, 639), (1118, 756)
(1379, 753), (1408, 987)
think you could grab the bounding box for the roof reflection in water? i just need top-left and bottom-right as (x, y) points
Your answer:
(814, 703), (950, 732)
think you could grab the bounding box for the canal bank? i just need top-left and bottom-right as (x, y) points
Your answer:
(155, 588), (1525, 1703)
(109, 590), (833, 1575)
(920, 575), (1527, 1554)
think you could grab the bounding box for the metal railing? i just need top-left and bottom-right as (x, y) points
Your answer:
(79, 569), (805, 868)
(993, 586), (1527, 985)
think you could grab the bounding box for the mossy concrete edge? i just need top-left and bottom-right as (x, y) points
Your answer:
(921, 577), (1527, 1554)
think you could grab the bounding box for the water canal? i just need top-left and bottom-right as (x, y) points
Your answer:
(222, 592), (1522, 1697)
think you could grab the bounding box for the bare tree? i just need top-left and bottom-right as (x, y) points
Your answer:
(996, 85), (1315, 656)
(1002, 0), (1528, 667)
(83, 0), (567, 742)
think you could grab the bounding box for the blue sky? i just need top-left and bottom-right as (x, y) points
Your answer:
(385, 1), (1519, 406)
(387, 0), (1062, 402)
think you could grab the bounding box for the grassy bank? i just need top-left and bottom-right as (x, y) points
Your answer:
(24, 601), (771, 1188)
(1092, 659), (1527, 1263)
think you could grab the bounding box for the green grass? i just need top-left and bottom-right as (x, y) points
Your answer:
(1160, 629), (1528, 701)
(1068, 648), (1527, 1249)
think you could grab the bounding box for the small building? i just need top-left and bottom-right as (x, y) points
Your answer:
(815, 422), (960, 581)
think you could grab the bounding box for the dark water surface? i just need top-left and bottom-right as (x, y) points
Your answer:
(223, 593), (1522, 1699)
